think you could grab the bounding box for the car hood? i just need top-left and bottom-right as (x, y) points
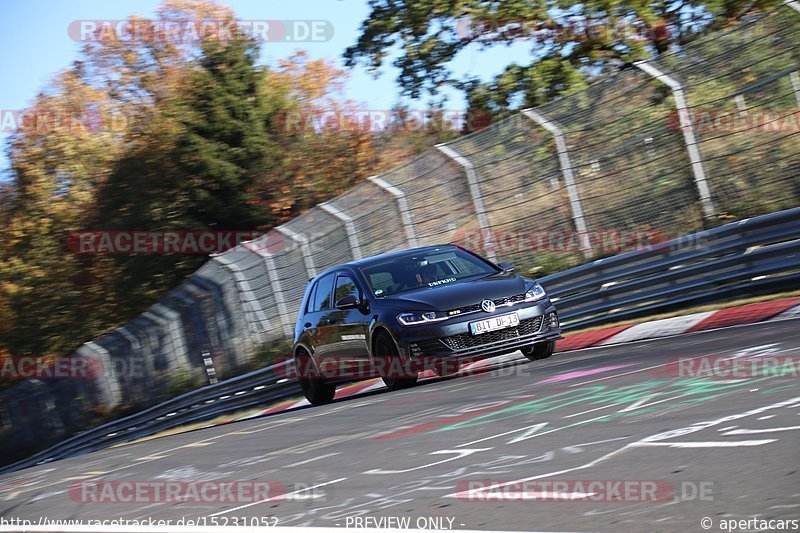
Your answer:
(383, 272), (528, 311)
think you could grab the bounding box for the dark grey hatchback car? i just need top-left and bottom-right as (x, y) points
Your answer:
(292, 245), (562, 404)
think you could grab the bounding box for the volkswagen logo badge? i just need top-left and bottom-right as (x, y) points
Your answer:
(481, 299), (496, 313)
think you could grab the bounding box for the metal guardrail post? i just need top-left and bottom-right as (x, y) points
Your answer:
(635, 61), (717, 221)
(243, 240), (294, 339)
(435, 144), (497, 261)
(320, 202), (363, 260)
(275, 226), (317, 279)
(367, 175), (418, 248)
(522, 109), (593, 259)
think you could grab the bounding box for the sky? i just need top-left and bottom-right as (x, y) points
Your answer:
(0, 0), (534, 180)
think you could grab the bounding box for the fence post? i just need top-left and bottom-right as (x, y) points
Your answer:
(367, 175), (418, 248)
(635, 60), (717, 221)
(275, 226), (317, 279)
(147, 303), (192, 368)
(78, 342), (123, 409)
(522, 109), (593, 259)
(790, 70), (800, 107)
(243, 239), (294, 339)
(212, 254), (272, 348)
(115, 326), (154, 397)
(435, 144), (497, 261)
(320, 202), (363, 260)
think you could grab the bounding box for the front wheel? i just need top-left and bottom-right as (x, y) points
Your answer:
(374, 332), (418, 390)
(295, 350), (336, 405)
(521, 340), (556, 361)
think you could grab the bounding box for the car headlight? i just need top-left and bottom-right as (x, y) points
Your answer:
(524, 282), (547, 302)
(397, 311), (449, 326)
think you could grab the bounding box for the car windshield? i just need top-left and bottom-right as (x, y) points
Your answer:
(360, 248), (498, 297)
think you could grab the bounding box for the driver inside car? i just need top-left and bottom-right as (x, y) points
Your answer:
(416, 262), (438, 285)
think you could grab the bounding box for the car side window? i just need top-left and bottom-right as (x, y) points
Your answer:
(310, 274), (335, 312)
(334, 274), (360, 305)
(304, 281), (318, 313)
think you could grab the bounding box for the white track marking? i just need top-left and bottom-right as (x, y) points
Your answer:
(1, 417), (307, 498)
(632, 440), (777, 448)
(618, 394), (695, 413)
(456, 423), (548, 447)
(722, 425), (800, 435)
(283, 452), (340, 468)
(563, 403), (623, 418)
(445, 395), (800, 499)
(209, 477), (347, 516)
(364, 449), (492, 474)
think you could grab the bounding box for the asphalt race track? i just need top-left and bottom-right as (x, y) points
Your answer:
(1, 319), (799, 532)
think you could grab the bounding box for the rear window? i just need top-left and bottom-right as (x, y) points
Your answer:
(309, 273), (335, 312)
(304, 281), (318, 313)
(361, 248), (497, 297)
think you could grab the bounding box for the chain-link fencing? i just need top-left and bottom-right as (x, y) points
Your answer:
(1, 4), (797, 461)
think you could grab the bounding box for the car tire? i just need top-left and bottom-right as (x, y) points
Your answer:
(521, 340), (556, 361)
(374, 332), (418, 390)
(295, 349), (336, 405)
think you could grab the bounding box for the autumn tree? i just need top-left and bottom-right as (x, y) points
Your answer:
(0, 0), (460, 358)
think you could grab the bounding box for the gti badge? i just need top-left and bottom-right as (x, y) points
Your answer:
(481, 299), (496, 313)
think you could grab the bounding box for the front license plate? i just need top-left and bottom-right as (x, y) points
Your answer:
(469, 313), (520, 335)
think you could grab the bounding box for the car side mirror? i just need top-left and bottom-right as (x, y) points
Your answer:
(498, 262), (515, 273)
(335, 294), (360, 309)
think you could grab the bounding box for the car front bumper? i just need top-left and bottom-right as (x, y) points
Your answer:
(396, 300), (562, 363)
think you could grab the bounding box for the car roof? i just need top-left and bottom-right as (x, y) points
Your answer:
(312, 244), (458, 280)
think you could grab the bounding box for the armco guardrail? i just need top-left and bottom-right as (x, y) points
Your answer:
(0, 361), (300, 475)
(2, 207), (798, 475)
(541, 207), (800, 329)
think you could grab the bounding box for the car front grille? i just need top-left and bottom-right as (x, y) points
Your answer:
(447, 293), (526, 315)
(441, 316), (543, 351)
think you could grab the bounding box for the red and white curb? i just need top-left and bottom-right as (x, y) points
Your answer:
(226, 296), (800, 421)
(558, 296), (800, 351)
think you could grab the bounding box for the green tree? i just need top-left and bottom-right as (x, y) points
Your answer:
(344, 0), (780, 117)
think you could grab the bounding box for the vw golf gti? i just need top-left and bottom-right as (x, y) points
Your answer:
(292, 245), (562, 404)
